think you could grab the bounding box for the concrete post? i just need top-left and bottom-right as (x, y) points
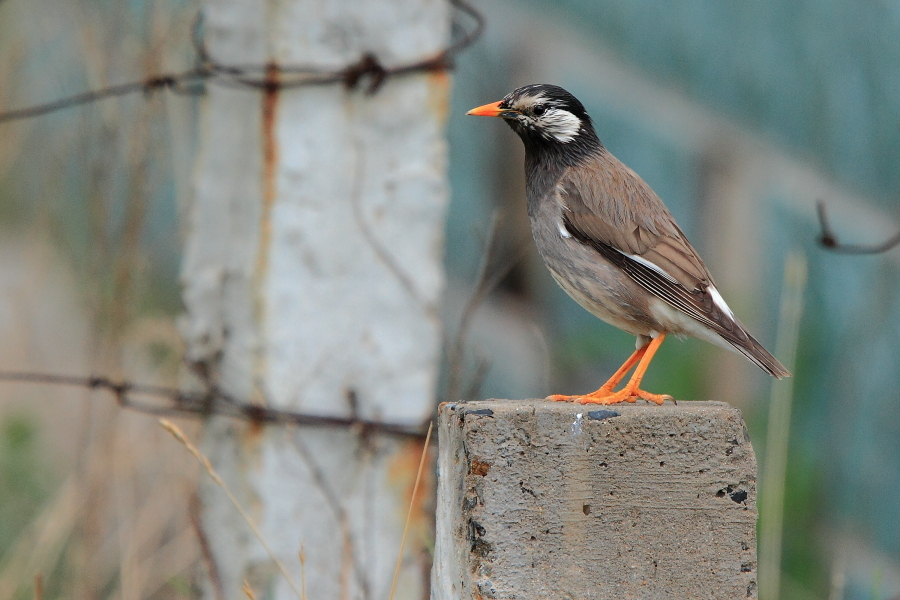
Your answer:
(180, 0), (450, 598)
(432, 400), (758, 600)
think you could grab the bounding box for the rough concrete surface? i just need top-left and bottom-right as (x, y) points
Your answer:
(431, 400), (758, 600)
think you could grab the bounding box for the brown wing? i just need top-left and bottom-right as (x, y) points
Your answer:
(558, 152), (789, 378)
(558, 153), (711, 291)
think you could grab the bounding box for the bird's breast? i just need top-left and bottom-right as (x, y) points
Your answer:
(528, 204), (657, 337)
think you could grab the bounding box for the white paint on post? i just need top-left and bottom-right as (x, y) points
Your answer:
(181, 0), (450, 598)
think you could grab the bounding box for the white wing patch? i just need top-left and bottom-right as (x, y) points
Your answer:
(626, 253), (680, 284)
(558, 220), (572, 238)
(627, 251), (737, 320)
(708, 285), (735, 319)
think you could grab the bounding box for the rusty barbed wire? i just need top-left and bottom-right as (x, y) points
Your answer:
(0, 220), (520, 439)
(0, 0), (489, 437)
(816, 201), (900, 254)
(0, 370), (428, 439)
(0, 217), (520, 440)
(0, 0), (484, 123)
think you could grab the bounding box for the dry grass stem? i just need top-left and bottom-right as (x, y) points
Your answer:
(0, 477), (82, 599)
(759, 252), (807, 600)
(159, 419), (304, 599)
(388, 421), (433, 600)
(0, 3), (202, 598)
(299, 547), (308, 600)
(242, 580), (257, 600)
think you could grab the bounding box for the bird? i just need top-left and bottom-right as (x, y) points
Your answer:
(467, 84), (789, 405)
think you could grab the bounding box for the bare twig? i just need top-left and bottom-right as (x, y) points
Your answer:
(0, 0), (484, 124)
(189, 493), (226, 600)
(445, 213), (527, 402)
(462, 356), (491, 402)
(0, 212), (522, 437)
(290, 433), (370, 600)
(816, 201), (900, 254)
(348, 137), (430, 313)
(445, 213), (501, 403)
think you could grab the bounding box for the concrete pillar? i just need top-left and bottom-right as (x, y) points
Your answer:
(432, 400), (758, 599)
(181, 0), (450, 598)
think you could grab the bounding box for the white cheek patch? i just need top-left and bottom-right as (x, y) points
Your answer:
(538, 108), (582, 143)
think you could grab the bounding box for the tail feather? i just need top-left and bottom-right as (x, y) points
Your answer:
(728, 332), (791, 379)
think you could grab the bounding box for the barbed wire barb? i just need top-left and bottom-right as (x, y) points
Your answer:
(0, 370), (428, 439)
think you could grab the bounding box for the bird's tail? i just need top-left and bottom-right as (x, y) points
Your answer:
(728, 332), (791, 379)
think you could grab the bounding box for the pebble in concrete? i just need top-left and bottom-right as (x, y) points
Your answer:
(431, 400), (758, 600)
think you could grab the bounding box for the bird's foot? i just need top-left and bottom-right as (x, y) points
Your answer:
(619, 388), (672, 405)
(547, 384), (613, 404)
(547, 385), (672, 406)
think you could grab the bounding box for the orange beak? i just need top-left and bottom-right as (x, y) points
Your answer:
(467, 100), (515, 118)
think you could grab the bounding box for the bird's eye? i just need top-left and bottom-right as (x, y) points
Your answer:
(533, 105), (546, 116)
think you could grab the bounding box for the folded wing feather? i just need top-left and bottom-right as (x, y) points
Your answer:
(557, 152), (790, 378)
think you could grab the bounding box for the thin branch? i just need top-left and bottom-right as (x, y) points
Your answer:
(758, 252), (807, 600)
(444, 213), (527, 403)
(462, 356), (491, 402)
(189, 493), (226, 600)
(816, 200), (900, 254)
(241, 581), (257, 600)
(298, 548), (308, 600)
(290, 433), (370, 600)
(348, 137), (431, 313)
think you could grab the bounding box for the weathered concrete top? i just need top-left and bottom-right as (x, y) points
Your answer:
(432, 399), (758, 600)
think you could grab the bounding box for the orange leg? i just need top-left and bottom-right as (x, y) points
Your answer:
(551, 344), (647, 400)
(547, 334), (673, 405)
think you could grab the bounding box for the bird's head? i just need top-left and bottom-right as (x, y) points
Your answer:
(467, 84), (600, 152)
